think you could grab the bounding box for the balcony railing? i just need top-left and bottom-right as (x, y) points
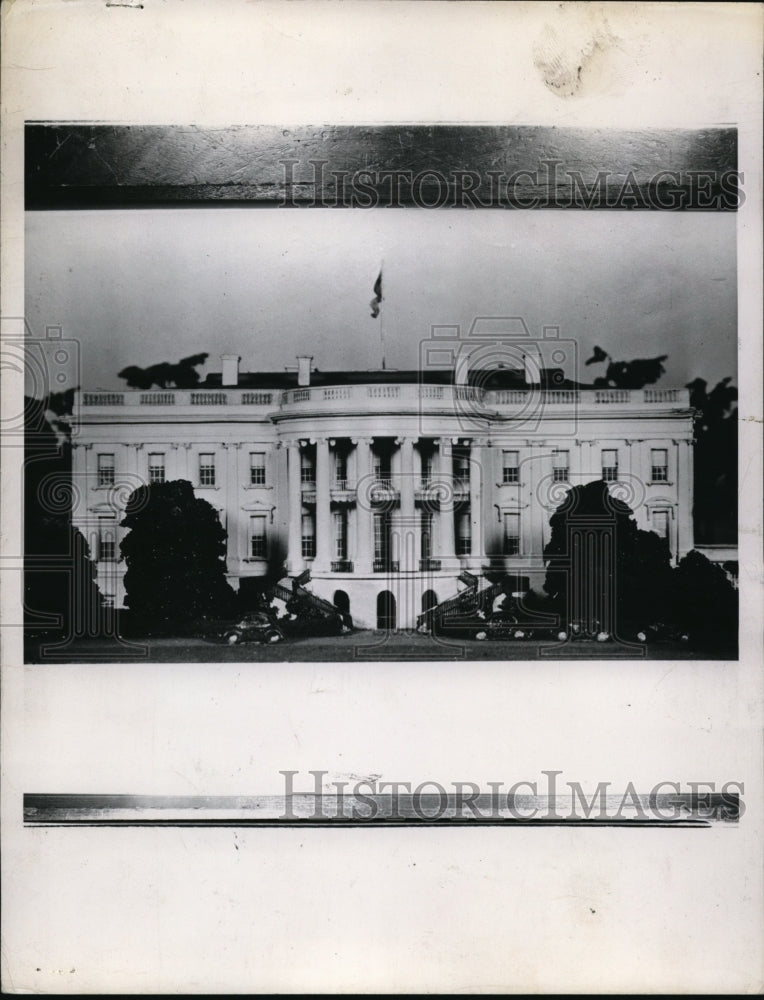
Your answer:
(330, 480), (356, 501)
(419, 558), (442, 571)
(415, 480), (442, 503)
(373, 559), (399, 573)
(643, 388), (678, 403)
(81, 389), (274, 407)
(367, 385), (400, 399)
(323, 387), (352, 401)
(331, 560), (354, 573)
(82, 392), (125, 406)
(594, 389), (630, 404)
(140, 392), (175, 405)
(420, 385), (444, 399)
(369, 480), (399, 503)
(191, 392), (228, 405)
(79, 384), (689, 411)
(241, 392), (273, 405)
(492, 390), (528, 404)
(491, 389), (580, 404)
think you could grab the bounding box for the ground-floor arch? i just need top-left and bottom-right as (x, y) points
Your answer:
(376, 589), (396, 630)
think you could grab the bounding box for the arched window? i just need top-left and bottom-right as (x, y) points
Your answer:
(333, 590), (350, 615)
(377, 590), (396, 630)
(422, 589), (438, 614)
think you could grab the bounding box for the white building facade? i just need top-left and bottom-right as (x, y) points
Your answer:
(70, 357), (695, 628)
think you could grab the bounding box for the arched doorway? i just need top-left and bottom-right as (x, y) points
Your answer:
(333, 589), (352, 627)
(422, 589), (438, 614)
(333, 590), (350, 616)
(377, 590), (396, 630)
(420, 588), (439, 633)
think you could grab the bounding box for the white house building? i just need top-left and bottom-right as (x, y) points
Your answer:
(70, 351), (695, 629)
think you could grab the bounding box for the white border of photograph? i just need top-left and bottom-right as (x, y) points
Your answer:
(2, 2), (762, 994)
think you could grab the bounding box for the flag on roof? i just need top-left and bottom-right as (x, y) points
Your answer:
(370, 270), (383, 318)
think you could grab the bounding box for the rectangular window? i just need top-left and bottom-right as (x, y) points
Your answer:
(334, 452), (347, 489)
(98, 517), (116, 561)
(420, 510), (433, 558)
(456, 511), (471, 556)
(552, 449), (569, 482)
(420, 452), (433, 487)
(333, 510), (347, 560)
(652, 509), (670, 540)
(503, 512), (520, 555)
(301, 512), (315, 559)
(250, 514), (267, 559)
(651, 448), (668, 482)
(148, 452), (165, 484)
(97, 453), (115, 486)
(502, 450), (519, 484)
(601, 449), (618, 482)
(374, 512), (390, 560)
(300, 452), (315, 485)
(199, 452), (216, 486)
(250, 451), (266, 486)
(373, 454), (391, 484)
(453, 447), (470, 485)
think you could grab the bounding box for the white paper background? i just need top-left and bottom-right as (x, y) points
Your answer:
(2, 1), (762, 993)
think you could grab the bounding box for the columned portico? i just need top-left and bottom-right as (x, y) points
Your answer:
(676, 437), (694, 560)
(286, 441), (303, 574)
(437, 437), (456, 566)
(354, 437), (374, 574)
(469, 438), (485, 561)
(396, 436), (417, 572)
(313, 437), (331, 570)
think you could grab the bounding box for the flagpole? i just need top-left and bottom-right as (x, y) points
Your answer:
(380, 259), (385, 370)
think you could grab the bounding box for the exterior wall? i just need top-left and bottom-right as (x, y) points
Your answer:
(71, 383), (696, 628)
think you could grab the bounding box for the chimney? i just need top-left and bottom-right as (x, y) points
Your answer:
(297, 355), (313, 387)
(221, 354), (240, 387)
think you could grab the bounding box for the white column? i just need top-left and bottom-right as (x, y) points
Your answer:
(80, 443), (93, 521)
(314, 438), (331, 570)
(74, 444), (94, 558)
(437, 438), (456, 563)
(469, 439), (483, 560)
(676, 437), (694, 561)
(286, 441), (303, 574)
(224, 444), (240, 573)
(397, 437), (416, 571)
(354, 438), (373, 574)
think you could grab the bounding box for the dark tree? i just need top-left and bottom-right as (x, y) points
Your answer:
(118, 353), (209, 390)
(584, 346), (668, 389)
(24, 392), (105, 643)
(120, 480), (237, 631)
(671, 550), (737, 652)
(543, 480), (673, 637)
(687, 377), (737, 544)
